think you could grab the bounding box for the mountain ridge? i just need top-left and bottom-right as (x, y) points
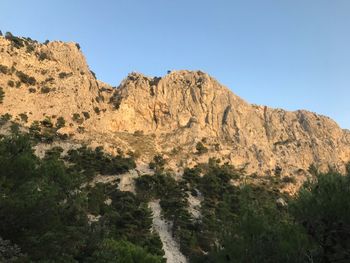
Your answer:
(1, 34), (349, 188)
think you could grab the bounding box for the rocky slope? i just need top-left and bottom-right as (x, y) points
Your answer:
(1, 34), (349, 184)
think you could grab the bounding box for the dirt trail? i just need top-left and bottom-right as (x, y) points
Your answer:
(149, 200), (188, 263)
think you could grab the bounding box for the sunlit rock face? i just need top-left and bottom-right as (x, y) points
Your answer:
(1, 35), (349, 186)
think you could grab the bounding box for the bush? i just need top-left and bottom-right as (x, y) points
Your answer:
(82, 111), (90, 120)
(0, 65), (9, 74)
(18, 113), (28, 123)
(94, 107), (100, 114)
(38, 52), (48, 61)
(16, 71), (36, 85)
(149, 154), (166, 173)
(40, 86), (51, 93)
(58, 72), (72, 79)
(28, 88), (36, 93)
(65, 146), (136, 178)
(0, 87), (4, 104)
(55, 117), (65, 129)
(0, 113), (12, 126)
(5, 32), (24, 49)
(196, 141), (208, 154)
(282, 176), (297, 184)
(7, 80), (14, 87)
(90, 239), (163, 263)
(40, 117), (53, 128)
(72, 113), (84, 124)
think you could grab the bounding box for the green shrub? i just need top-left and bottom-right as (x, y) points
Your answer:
(0, 87), (4, 104)
(18, 113), (28, 123)
(26, 44), (35, 53)
(40, 117), (53, 128)
(72, 113), (84, 124)
(0, 65), (9, 74)
(58, 72), (72, 79)
(38, 52), (48, 61)
(65, 145), (136, 178)
(149, 154), (166, 173)
(16, 71), (36, 85)
(0, 113), (12, 126)
(94, 107), (100, 114)
(7, 80), (14, 87)
(196, 141), (208, 154)
(82, 111), (90, 120)
(282, 176), (297, 184)
(55, 117), (65, 129)
(40, 86), (51, 93)
(90, 239), (163, 263)
(5, 32), (24, 49)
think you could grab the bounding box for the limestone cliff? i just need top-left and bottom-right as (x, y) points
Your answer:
(1, 34), (349, 183)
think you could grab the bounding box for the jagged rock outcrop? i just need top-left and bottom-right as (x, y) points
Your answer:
(1, 34), (349, 183)
(105, 71), (350, 177)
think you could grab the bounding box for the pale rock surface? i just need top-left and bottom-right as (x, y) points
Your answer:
(149, 200), (188, 263)
(1, 35), (350, 191)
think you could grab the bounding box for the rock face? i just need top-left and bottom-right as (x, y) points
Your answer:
(1, 34), (349, 179)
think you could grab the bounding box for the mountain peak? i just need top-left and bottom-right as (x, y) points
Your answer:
(0, 34), (349, 186)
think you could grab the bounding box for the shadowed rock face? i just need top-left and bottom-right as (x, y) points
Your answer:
(1, 35), (349, 180)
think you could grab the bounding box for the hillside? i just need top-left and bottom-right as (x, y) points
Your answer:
(1, 34), (349, 183)
(1, 33), (350, 263)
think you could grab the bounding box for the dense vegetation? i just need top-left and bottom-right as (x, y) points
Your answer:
(0, 121), (349, 262)
(136, 157), (350, 263)
(0, 129), (163, 262)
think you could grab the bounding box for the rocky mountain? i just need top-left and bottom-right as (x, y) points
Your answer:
(1, 34), (349, 183)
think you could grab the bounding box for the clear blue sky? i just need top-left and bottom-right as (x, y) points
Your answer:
(1, 0), (349, 128)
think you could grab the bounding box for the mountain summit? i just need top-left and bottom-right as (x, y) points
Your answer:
(1, 34), (349, 183)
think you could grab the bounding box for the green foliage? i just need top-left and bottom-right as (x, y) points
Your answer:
(16, 70), (36, 85)
(136, 172), (195, 257)
(5, 32), (25, 49)
(292, 172), (350, 262)
(56, 116), (66, 129)
(89, 239), (164, 263)
(29, 121), (41, 140)
(196, 141), (208, 155)
(41, 117), (53, 128)
(65, 146), (136, 179)
(0, 133), (88, 261)
(40, 86), (51, 93)
(72, 113), (84, 124)
(7, 80), (14, 87)
(18, 113), (28, 123)
(0, 237), (26, 262)
(209, 186), (312, 263)
(0, 113), (12, 126)
(38, 51), (49, 61)
(94, 106), (101, 114)
(28, 87), (36, 93)
(0, 64), (9, 75)
(0, 87), (4, 104)
(149, 154), (166, 173)
(0, 133), (163, 261)
(59, 72), (72, 78)
(82, 111), (91, 120)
